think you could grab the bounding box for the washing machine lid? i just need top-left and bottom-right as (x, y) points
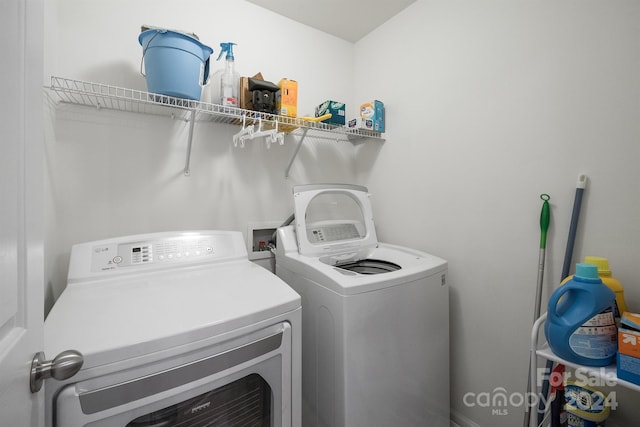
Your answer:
(292, 184), (378, 257)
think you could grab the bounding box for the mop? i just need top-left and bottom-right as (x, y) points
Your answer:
(523, 193), (551, 427)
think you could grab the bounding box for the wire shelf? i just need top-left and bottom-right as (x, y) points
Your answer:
(47, 76), (384, 140)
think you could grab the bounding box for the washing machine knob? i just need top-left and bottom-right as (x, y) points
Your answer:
(30, 349), (84, 393)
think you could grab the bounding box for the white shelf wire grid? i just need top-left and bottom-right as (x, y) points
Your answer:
(47, 76), (385, 141)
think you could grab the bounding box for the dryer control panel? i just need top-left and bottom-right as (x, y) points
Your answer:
(91, 236), (216, 271)
(67, 231), (248, 282)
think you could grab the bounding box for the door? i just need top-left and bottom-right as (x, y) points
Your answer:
(0, 0), (44, 426)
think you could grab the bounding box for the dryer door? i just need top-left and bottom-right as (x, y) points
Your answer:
(53, 323), (292, 427)
(292, 184), (378, 257)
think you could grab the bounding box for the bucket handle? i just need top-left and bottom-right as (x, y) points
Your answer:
(202, 56), (211, 85)
(139, 29), (165, 77)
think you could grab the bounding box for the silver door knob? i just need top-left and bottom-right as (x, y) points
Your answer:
(30, 350), (83, 393)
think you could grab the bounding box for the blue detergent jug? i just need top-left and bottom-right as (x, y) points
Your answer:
(545, 263), (617, 366)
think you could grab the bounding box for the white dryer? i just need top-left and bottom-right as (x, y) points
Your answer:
(275, 184), (449, 427)
(44, 230), (301, 427)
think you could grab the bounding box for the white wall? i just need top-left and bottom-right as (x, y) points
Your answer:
(43, 0), (359, 308)
(355, 1), (640, 426)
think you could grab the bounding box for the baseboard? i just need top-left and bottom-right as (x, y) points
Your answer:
(450, 409), (482, 427)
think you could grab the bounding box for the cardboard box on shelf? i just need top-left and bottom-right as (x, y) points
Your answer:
(617, 312), (640, 385)
(276, 78), (297, 118)
(239, 72), (264, 111)
(359, 100), (385, 132)
(315, 100), (345, 125)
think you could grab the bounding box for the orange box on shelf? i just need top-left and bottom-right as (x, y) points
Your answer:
(276, 78), (297, 118)
(617, 312), (640, 385)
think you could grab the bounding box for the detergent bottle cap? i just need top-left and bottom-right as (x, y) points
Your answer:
(584, 256), (612, 276)
(574, 263), (602, 283)
(217, 42), (236, 61)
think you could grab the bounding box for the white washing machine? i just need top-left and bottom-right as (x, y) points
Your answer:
(44, 230), (301, 427)
(275, 184), (449, 427)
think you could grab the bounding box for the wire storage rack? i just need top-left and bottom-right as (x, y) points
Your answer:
(528, 313), (640, 427)
(47, 76), (384, 175)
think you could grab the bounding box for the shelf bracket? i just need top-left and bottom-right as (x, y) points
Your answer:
(184, 108), (197, 176)
(284, 128), (309, 178)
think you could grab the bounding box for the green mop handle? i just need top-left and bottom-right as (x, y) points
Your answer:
(539, 194), (550, 248)
(535, 194), (550, 321)
(525, 194), (552, 427)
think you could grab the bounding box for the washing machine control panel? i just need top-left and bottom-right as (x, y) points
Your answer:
(90, 236), (216, 272)
(308, 223), (361, 243)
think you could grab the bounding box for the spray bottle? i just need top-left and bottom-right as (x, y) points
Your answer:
(216, 42), (239, 107)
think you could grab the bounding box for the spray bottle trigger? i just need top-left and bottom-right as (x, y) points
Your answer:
(216, 44), (226, 61)
(217, 42), (236, 61)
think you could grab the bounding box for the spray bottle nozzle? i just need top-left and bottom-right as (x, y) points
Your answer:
(216, 42), (237, 61)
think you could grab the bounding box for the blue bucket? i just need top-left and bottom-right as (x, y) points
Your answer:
(139, 29), (213, 101)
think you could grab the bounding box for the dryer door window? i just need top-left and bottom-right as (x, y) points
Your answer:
(127, 373), (271, 427)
